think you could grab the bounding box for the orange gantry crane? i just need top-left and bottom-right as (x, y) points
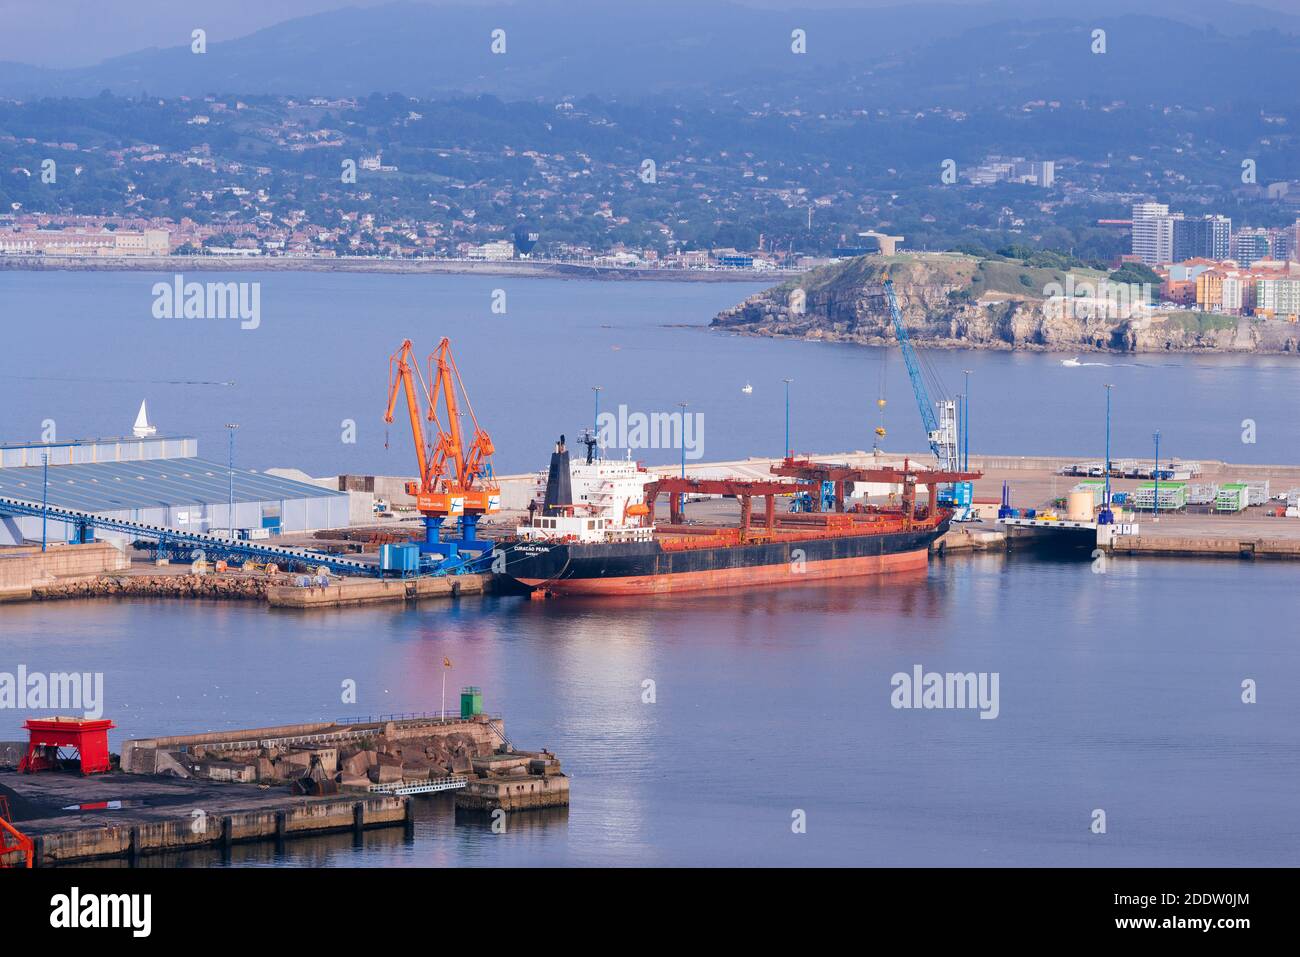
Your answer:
(384, 337), (500, 552)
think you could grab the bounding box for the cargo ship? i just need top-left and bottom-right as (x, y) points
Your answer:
(495, 435), (968, 596)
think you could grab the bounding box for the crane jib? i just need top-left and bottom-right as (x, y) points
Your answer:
(883, 280), (941, 441)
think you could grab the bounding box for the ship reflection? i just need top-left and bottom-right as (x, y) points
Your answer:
(526, 565), (935, 620)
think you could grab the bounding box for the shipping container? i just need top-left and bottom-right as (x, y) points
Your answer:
(1242, 480), (1270, 506)
(1133, 481), (1186, 512)
(1215, 483), (1249, 513)
(380, 542), (420, 575)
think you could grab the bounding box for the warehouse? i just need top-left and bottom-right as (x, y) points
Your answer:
(0, 422), (347, 548)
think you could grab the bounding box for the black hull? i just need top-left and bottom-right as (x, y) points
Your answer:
(495, 520), (948, 594)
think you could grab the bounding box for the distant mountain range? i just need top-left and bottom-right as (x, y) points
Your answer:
(1, 0), (1299, 105)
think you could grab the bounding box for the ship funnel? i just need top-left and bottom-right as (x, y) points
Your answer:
(543, 435), (572, 515)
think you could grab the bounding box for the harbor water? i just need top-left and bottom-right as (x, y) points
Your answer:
(1, 271), (1297, 867)
(0, 554), (1295, 867)
(2, 270), (1298, 474)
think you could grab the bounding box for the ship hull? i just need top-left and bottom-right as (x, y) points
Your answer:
(500, 522), (947, 596)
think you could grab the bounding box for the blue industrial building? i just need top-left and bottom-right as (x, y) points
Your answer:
(0, 432), (348, 548)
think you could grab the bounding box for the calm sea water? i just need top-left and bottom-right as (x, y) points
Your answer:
(1, 272), (1297, 867)
(1, 270), (1298, 474)
(0, 554), (1295, 867)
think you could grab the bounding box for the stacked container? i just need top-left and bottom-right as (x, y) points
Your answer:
(1133, 481), (1187, 512)
(1215, 483), (1249, 513)
(1243, 480), (1270, 506)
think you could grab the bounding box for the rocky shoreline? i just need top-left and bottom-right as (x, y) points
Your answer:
(712, 256), (1300, 355)
(32, 574), (269, 601)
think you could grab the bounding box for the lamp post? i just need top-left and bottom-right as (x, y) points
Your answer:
(41, 453), (49, 552)
(441, 656), (451, 719)
(224, 423), (239, 536)
(1153, 429), (1161, 522)
(962, 369), (971, 471)
(782, 377), (794, 459)
(1099, 385), (1114, 525)
(678, 401), (688, 514)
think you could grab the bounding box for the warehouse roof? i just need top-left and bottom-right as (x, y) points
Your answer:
(0, 457), (344, 513)
(0, 433), (193, 451)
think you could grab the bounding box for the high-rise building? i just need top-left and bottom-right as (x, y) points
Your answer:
(1131, 203), (1176, 266)
(1172, 215), (1231, 262)
(1230, 228), (1271, 267)
(1266, 226), (1294, 263)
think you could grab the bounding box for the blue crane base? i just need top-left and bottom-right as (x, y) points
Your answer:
(419, 515), (492, 555)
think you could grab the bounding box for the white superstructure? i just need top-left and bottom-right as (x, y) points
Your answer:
(516, 451), (656, 544)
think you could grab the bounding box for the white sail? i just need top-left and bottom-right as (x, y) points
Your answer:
(132, 400), (157, 437)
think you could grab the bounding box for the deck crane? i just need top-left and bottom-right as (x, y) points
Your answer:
(882, 279), (967, 516)
(384, 337), (500, 554)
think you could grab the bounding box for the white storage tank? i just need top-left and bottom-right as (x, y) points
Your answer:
(1066, 490), (1095, 522)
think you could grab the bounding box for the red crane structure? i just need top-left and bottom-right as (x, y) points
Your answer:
(0, 797), (33, 868)
(384, 337), (500, 553)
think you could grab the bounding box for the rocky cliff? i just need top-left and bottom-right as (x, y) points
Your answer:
(712, 253), (1300, 354)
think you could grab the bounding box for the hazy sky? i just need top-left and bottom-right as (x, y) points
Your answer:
(0, 0), (1290, 68)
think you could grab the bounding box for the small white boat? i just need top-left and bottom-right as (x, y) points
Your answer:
(741, 383), (753, 394)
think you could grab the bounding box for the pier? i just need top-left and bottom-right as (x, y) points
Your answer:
(0, 709), (568, 866)
(6, 449), (1300, 615)
(0, 770), (409, 866)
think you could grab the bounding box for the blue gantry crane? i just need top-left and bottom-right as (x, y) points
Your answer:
(882, 279), (970, 517)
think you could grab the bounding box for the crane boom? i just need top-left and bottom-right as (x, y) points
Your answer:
(882, 279), (957, 471)
(426, 337), (497, 500)
(384, 339), (435, 490)
(383, 337), (499, 555)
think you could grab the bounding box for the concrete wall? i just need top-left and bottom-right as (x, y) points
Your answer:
(0, 541), (128, 600)
(265, 573), (490, 608)
(0, 435), (196, 469)
(24, 794), (406, 865)
(458, 774), (570, 812)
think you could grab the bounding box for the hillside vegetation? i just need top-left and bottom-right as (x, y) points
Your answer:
(713, 252), (1299, 355)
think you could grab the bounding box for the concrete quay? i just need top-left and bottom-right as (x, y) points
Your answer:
(1111, 534), (1300, 560)
(1, 713), (568, 866)
(265, 572), (491, 608)
(0, 770), (408, 867)
(0, 540), (494, 608)
(0, 541), (127, 602)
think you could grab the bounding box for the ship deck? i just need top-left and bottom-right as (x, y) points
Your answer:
(649, 500), (944, 551)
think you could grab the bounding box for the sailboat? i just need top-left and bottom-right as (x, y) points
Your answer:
(132, 400), (157, 437)
(741, 383), (753, 394)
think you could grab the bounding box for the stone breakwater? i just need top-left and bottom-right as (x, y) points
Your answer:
(33, 574), (269, 601)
